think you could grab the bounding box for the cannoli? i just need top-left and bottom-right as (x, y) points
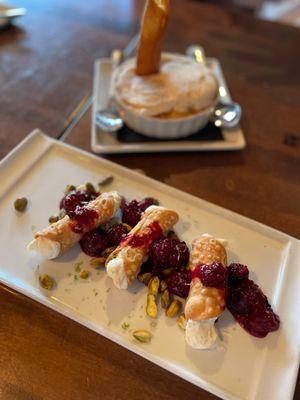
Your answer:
(185, 235), (227, 349)
(106, 205), (178, 289)
(28, 191), (121, 260)
(136, 0), (170, 76)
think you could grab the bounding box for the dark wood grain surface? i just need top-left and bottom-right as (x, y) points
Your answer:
(0, 0), (300, 399)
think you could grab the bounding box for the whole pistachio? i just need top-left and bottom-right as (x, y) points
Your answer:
(90, 257), (106, 268)
(101, 246), (117, 258)
(161, 289), (171, 309)
(98, 175), (114, 187)
(85, 182), (96, 193)
(122, 223), (132, 233)
(148, 276), (160, 296)
(137, 272), (152, 286)
(166, 299), (182, 318)
(177, 314), (187, 330)
(14, 197), (28, 212)
(146, 294), (158, 318)
(48, 215), (59, 224)
(80, 270), (89, 279)
(132, 329), (152, 343)
(39, 274), (55, 290)
(160, 280), (168, 292)
(65, 184), (76, 193)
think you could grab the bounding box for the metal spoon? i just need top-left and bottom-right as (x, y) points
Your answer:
(95, 49), (124, 132)
(95, 33), (140, 132)
(186, 45), (242, 129)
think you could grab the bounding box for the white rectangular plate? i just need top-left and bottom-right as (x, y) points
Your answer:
(1, 130), (299, 400)
(91, 57), (246, 154)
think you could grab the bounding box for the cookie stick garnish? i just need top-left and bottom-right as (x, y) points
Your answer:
(106, 205), (178, 289)
(184, 235), (227, 349)
(136, 0), (170, 76)
(27, 191), (121, 260)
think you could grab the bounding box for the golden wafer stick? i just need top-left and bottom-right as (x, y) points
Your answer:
(136, 0), (170, 76)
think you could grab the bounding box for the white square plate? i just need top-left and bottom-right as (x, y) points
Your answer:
(1, 130), (299, 400)
(91, 58), (246, 154)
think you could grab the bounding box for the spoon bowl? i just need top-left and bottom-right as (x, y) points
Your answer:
(186, 44), (242, 129)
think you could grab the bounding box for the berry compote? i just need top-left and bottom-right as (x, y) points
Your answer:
(80, 223), (127, 257)
(80, 229), (109, 257)
(227, 263), (280, 338)
(60, 189), (99, 214)
(166, 269), (191, 298)
(191, 262), (227, 288)
(121, 197), (157, 227)
(149, 238), (189, 277)
(123, 221), (163, 248)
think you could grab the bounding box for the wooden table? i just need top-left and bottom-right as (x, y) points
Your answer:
(0, 1), (300, 399)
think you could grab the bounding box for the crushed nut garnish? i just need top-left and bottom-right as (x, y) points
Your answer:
(121, 322), (130, 330)
(74, 261), (83, 272)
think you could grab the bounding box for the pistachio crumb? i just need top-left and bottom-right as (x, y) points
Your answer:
(121, 322), (130, 330)
(74, 261), (83, 272)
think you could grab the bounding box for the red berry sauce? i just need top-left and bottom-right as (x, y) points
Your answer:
(69, 206), (98, 234)
(227, 263), (280, 338)
(191, 262), (227, 288)
(149, 238), (189, 278)
(60, 189), (99, 214)
(121, 197), (157, 227)
(123, 221), (163, 248)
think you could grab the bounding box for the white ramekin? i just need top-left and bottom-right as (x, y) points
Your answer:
(113, 53), (218, 139)
(117, 101), (216, 139)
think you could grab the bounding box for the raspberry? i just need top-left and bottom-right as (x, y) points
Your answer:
(149, 239), (189, 275)
(193, 262), (227, 288)
(166, 270), (191, 298)
(60, 190), (98, 214)
(106, 224), (127, 246)
(138, 197), (158, 212)
(121, 198), (157, 227)
(80, 229), (109, 257)
(228, 263), (249, 282)
(121, 200), (141, 227)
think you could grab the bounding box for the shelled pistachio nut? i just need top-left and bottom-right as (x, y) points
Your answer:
(146, 294), (158, 318)
(166, 299), (182, 318)
(132, 329), (152, 343)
